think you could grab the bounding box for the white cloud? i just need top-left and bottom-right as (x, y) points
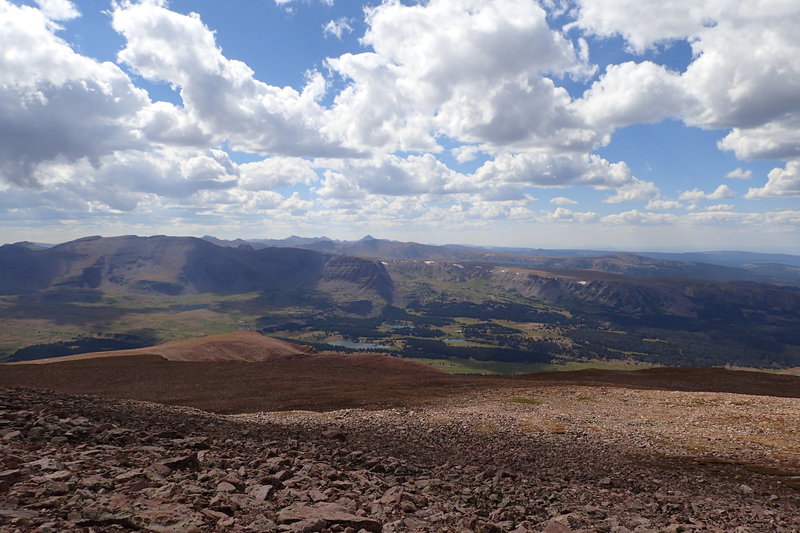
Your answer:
(572, 1), (728, 53)
(725, 168), (752, 180)
(452, 145), (482, 164)
(706, 203), (734, 211)
(0, 146), (243, 221)
(574, 0), (800, 165)
(239, 157), (318, 191)
(315, 153), (458, 197)
(603, 179), (660, 203)
(451, 197), (536, 221)
(276, 0), (334, 6)
(542, 207), (598, 223)
(472, 153), (638, 189)
(323, 17), (352, 39)
(764, 210), (800, 226)
(315, 170), (364, 200)
(112, 2), (354, 158)
(3, 0), (797, 245)
(324, 0), (600, 153)
(550, 196), (578, 205)
(718, 116), (800, 160)
(576, 61), (690, 128)
(744, 161), (800, 199)
(0, 0), (157, 186)
(313, 151), (652, 205)
(601, 210), (678, 225)
(35, 0), (78, 20)
(646, 199), (683, 210)
(679, 184), (735, 203)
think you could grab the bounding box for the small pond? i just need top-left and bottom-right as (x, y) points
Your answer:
(327, 340), (386, 350)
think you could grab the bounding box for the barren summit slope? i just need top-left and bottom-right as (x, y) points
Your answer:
(3, 335), (800, 531)
(0, 337), (467, 413)
(11, 331), (316, 364)
(2, 383), (800, 532)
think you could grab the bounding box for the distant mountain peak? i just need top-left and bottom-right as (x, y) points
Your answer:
(11, 241), (52, 250)
(360, 235), (377, 241)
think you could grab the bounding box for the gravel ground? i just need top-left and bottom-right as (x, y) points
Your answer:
(2, 385), (800, 532)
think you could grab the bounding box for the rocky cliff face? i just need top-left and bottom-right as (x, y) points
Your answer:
(491, 267), (800, 321)
(491, 268), (698, 317)
(319, 255), (396, 304)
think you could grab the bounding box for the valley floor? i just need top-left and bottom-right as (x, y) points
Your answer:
(2, 384), (799, 532)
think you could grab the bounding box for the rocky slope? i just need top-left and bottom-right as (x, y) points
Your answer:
(2, 385), (799, 532)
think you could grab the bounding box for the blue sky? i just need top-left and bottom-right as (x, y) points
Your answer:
(1, 0), (799, 252)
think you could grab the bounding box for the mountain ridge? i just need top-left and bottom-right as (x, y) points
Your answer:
(200, 235), (800, 285)
(0, 235), (395, 302)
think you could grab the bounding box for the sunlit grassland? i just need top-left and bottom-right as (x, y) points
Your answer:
(410, 356), (659, 376)
(105, 309), (253, 343)
(0, 319), (88, 357)
(100, 290), (260, 310)
(0, 290), (271, 356)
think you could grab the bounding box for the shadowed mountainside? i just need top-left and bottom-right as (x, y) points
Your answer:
(0, 235), (395, 301)
(389, 259), (800, 319)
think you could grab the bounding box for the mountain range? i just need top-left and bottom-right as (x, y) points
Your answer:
(201, 235), (800, 285)
(2, 234), (800, 369)
(0, 235), (395, 302)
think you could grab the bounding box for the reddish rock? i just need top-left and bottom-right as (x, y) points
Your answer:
(0, 469), (21, 492)
(277, 502), (381, 532)
(162, 452), (200, 471)
(249, 484), (275, 501)
(321, 429), (347, 441)
(216, 481), (237, 493)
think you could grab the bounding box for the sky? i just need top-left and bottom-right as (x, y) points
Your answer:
(1, 0), (799, 252)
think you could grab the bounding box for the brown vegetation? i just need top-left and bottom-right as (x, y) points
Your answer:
(11, 331), (316, 364)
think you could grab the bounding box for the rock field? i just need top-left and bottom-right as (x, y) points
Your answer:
(2, 385), (799, 532)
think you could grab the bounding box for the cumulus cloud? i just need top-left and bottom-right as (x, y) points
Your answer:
(646, 199), (683, 210)
(274, 0), (333, 13)
(574, 0), (800, 165)
(3, 0), (796, 244)
(550, 196), (578, 205)
(718, 116), (800, 160)
(0, 145), (243, 222)
(472, 153), (638, 190)
(35, 0), (79, 20)
(542, 207), (598, 223)
(323, 17), (352, 39)
(313, 151), (651, 205)
(0, 0), (154, 186)
(324, 0), (600, 153)
(239, 158), (318, 191)
(576, 61), (690, 128)
(725, 168), (752, 180)
(706, 203), (734, 211)
(679, 184), (735, 203)
(603, 179), (660, 203)
(112, 2), (355, 157)
(601, 210), (678, 225)
(571, 1), (726, 53)
(745, 161), (800, 199)
(315, 153), (458, 198)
